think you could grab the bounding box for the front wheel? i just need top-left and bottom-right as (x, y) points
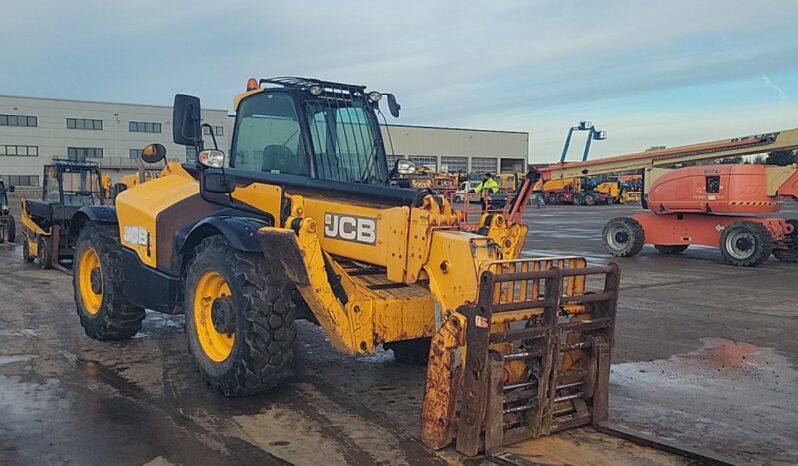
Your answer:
(719, 222), (773, 267)
(774, 219), (798, 263)
(583, 193), (597, 206)
(572, 193), (584, 206)
(22, 231), (34, 263)
(74, 223), (145, 340)
(546, 194), (558, 205)
(185, 235), (297, 396)
(38, 237), (53, 269)
(603, 217), (645, 257)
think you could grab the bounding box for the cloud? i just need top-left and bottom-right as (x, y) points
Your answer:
(2, 0), (798, 160)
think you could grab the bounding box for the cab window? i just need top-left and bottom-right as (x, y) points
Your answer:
(232, 93), (309, 176)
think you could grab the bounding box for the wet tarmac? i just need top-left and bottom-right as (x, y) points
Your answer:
(1, 203), (796, 465)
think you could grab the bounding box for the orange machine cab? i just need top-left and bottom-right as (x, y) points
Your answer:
(647, 164), (780, 214)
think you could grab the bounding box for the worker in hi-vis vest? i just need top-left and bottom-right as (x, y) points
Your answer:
(475, 172), (499, 212)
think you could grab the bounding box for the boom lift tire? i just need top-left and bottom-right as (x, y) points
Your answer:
(774, 219), (798, 263)
(719, 221), (773, 267)
(74, 223), (146, 340)
(654, 244), (689, 254)
(603, 217), (645, 257)
(583, 193), (597, 206)
(546, 194), (559, 205)
(572, 193), (584, 205)
(385, 338), (430, 364)
(184, 235), (297, 397)
(38, 237), (53, 269)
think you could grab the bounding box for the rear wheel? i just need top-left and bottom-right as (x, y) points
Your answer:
(3, 216), (15, 243)
(74, 223), (145, 340)
(572, 193), (584, 205)
(38, 237), (52, 269)
(546, 194), (558, 205)
(774, 219), (798, 263)
(185, 235), (297, 396)
(603, 217), (645, 257)
(719, 222), (773, 267)
(654, 244), (689, 254)
(386, 338), (430, 365)
(583, 193), (597, 206)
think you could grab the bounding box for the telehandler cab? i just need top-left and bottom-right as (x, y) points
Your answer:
(21, 160), (105, 268)
(69, 77), (619, 456)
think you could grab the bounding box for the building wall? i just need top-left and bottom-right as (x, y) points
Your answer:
(382, 124), (528, 174)
(1, 95), (529, 186)
(0, 95), (229, 185)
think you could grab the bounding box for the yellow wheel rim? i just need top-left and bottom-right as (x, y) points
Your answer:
(194, 271), (235, 362)
(78, 247), (103, 315)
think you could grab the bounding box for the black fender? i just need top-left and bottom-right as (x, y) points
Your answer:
(69, 206), (118, 240)
(173, 215), (274, 275)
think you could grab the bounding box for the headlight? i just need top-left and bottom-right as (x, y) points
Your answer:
(309, 85), (323, 96)
(198, 149), (226, 168)
(396, 159), (416, 175)
(368, 91), (383, 102)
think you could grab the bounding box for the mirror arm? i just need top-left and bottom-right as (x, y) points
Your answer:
(200, 123), (220, 150)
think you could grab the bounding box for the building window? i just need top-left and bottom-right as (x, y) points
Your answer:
(203, 125), (224, 136)
(129, 121), (162, 133)
(0, 145), (38, 156)
(471, 157), (498, 174)
(0, 114), (37, 127)
(0, 175), (39, 186)
(409, 155), (437, 171)
(440, 156), (468, 173)
(67, 147), (103, 160)
(186, 146), (198, 162)
(129, 149), (144, 159)
(66, 118), (103, 130)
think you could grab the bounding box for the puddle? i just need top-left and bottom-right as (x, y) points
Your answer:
(0, 354), (36, 365)
(610, 338), (798, 465)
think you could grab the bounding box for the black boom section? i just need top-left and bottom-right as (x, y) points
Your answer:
(182, 164), (428, 207)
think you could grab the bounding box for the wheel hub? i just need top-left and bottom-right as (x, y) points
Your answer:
(89, 267), (102, 294)
(211, 296), (236, 334)
(614, 231), (629, 244)
(735, 237), (753, 252)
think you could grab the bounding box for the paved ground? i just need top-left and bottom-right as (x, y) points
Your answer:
(1, 203), (796, 465)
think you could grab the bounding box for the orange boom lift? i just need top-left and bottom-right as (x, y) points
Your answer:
(539, 129), (798, 266)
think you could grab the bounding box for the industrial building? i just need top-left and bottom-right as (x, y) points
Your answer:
(0, 95), (529, 187)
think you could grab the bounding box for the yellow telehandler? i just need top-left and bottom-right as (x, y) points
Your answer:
(68, 77), (619, 457)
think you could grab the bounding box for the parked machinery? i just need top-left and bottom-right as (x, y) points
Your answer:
(68, 77), (619, 457)
(20, 160), (105, 268)
(0, 180), (15, 243)
(604, 164), (798, 266)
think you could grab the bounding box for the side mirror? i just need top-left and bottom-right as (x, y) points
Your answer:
(386, 94), (401, 118)
(203, 171), (236, 194)
(142, 143), (167, 164)
(173, 94), (202, 146)
(8, 186), (14, 193)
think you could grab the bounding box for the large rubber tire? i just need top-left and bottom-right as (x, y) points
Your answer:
(546, 194), (558, 205)
(3, 216), (15, 243)
(654, 244), (689, 254)
(774, 219), (798, 263)
(603, 217), (645, 257)
(385, 338), (430, 365)
(184, 235), (297, 397)
(74, 223), (145, 340)
(719, 222), (773, 267)
(572, 193), (584, 206)
(38, 237), (53, 269)
(22, 232), (34, 263)
(583, 193), (597, 206)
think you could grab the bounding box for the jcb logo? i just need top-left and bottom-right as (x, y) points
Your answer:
(324, 213), (377, 245)
(123, 225), (148, 246)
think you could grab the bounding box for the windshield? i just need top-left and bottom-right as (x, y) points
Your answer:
(231, 91), (389, 185)
(45, 167), (102, 206)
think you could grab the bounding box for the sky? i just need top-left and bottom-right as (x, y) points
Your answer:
(2, 0), (798, 162)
